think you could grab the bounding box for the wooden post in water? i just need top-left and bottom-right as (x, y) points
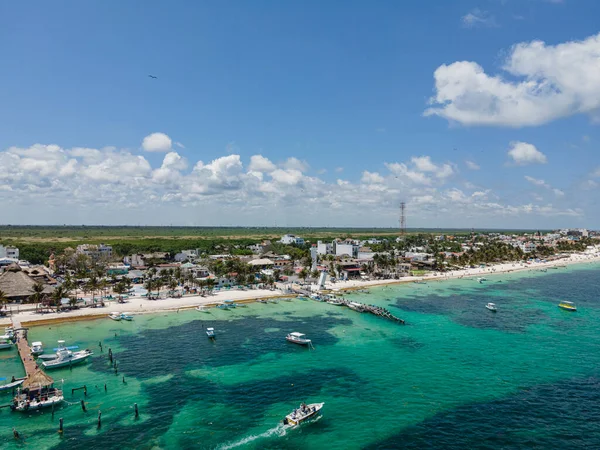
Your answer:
(108, 348), (113, 363)
(104, 383), (107, 392)
(134, 403), (139, 418)
(97, 410), (102, 429)
(80, 400), (86, 412)
(58, 418), (64, 434)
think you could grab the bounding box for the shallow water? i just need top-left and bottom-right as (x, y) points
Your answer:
(1, 263), (599, 449)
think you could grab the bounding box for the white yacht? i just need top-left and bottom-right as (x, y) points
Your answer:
(0, 335), (14, 350)
(11, 372), (63, 412)
(108, 312), (122, 321)
(283, 402), (324, 426)
(486, 303), (497, 312)
(41, 340), (93, 370)
(206, 327), (215, 338)
(196, 305), (211, 313)
(30, 341), (44, 355)
(286, 332), (312, 346)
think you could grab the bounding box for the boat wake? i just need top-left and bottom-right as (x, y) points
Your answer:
(218, 423), (289, 450)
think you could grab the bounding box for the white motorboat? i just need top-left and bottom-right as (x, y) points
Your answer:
(327, 299), (344, 306)
(120, 312), (133, 321)
(4, 327), (15, 338)
(286, 332), (312, 346)
(206, 327), (215, 338)
(486, 303), (497, 312)
(478, 277), (487, 284)
(41, 340), (93, 370)
(11, 370), (64, 412)
(108, 312), (122, 321)
(0, 379), (24, 391)
(283, 402), (324, 426)
(30, 341), (44, 355)
(0, 335), (14, 350)
(196, 305), (211, 313)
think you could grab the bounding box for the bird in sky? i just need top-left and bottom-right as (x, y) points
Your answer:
(148, 75), (158, 79)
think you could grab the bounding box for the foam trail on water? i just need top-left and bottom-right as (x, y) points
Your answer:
(218, 423), (289, 450)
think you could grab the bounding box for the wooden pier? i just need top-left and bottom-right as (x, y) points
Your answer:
(11, 318), (37, 378)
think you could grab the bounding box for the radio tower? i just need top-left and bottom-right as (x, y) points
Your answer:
(399, 202), (406, 236)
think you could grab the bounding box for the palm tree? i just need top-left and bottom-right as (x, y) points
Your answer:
(299, 268), (308, 283)
(30, 282), (45, 305)
(144, 279), (154, 297)
(168, 278), (178, 293)
(86, 276), (99, 303)
(0, 289), (8, 311)
(51, 285), (69, 312)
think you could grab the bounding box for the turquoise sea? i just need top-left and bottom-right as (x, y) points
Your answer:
(1, 263), (600, 449)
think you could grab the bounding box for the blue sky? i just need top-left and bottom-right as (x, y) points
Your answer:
(1, 0), (599, 228)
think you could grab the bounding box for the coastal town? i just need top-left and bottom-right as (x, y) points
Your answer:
(1, 228), (599, 324)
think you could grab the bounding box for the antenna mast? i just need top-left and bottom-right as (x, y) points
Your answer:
(400, 202), (406, 236)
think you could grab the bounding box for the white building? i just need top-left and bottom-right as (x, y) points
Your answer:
(316, 241), (333, 255)
(174, 249), (200, 262)
(0, 245), (19, 260)
(280, 234), (305, 245)
(335, 243), (359, 258)
(519, 242), (537, 253)
(76, 243), (113, 259)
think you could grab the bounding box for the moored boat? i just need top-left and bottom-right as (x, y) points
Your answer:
(283, 402), (324, 426)
(206, 327), (215, 338)
(196, 305), (211, 313)
(11, 370), (63, 412)
(0, 335), (14, 350)
(120, 312), (134, 321)
(286, 332), (311, 346)
(108, 312), (122, 321)
(30, 341), (44, 355)
(41, 340), (93, 370)
(558, 301), (577, 311)
(0, 379), (24, 392)
(486, 302), (497, 312)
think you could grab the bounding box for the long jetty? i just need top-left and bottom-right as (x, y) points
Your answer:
(340, 299), (405, 324)
(11, 318), (36, 377)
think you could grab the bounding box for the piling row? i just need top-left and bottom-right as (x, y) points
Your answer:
(339, 300), (405, 324)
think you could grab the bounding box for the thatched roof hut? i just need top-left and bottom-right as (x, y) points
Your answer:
(23, 369), (54, 390)
(0, 263), (53, 302)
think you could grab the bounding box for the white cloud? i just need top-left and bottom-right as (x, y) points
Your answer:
(425, 32), (600, 127)
(465, 160), (480, 170)
(592, 167), (600, 177)
(508, 142), (547, 165)
(361, 171), (385, 184)
(249, 155), (276, 173)
(335, 167), (344, 173)
(142, 132), (172, 152)
(282, 157), (309, 172)
(175, 141), (185, 149)
(0, 140), (586, 227)
(462, 9), (497, 28)
(525, 175), (564, 196)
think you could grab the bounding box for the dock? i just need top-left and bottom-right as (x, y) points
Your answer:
(11, 318), (37, 378)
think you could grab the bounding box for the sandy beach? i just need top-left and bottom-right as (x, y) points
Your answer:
(2, 251), (599, 327)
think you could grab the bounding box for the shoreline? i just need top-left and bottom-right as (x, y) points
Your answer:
(3, 251), (599, 328)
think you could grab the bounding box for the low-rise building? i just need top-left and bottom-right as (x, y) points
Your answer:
(317, 241), (333, 255)
(0, 245), (19, 260)
(76, 243), (113, 260)
(280, 234), (305, 245)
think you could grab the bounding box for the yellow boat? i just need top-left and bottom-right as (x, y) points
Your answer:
(558, 301), (577, 311)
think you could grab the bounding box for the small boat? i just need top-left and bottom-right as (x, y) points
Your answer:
(257, 299), (268, 304)
(297, 295), (309, 301)
(217, 303), (230, 310)
(558, 301), (577, 311)
(486, 303), (497, 312)
(0, 335), (14, 350)
(196, 305), (211, 313)
(286, 332), (312, 346)
(108, 312), (122, 321)
(4, 327), (15, 339)
(41, 341), (93, 370)
(224, 300), (238, 308)
(11, 370), (64, 412)
(30, 341), (44, 355)
(206, 327), (215, 338)
(120, 312), (134, 321)
(0, 379), (24, 391)
(477, 277), (487, 284)
(283, 402), (324, 426)
(327, 300), (344, 306)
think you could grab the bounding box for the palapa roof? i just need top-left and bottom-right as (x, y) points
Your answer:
(0, 264), (54, 299)
(23, 369), (54, 389)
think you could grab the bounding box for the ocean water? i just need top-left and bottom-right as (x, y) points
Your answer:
(1, 263), (599, 449)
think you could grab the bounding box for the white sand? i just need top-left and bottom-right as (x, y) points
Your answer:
(2, 251), (599, 326)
